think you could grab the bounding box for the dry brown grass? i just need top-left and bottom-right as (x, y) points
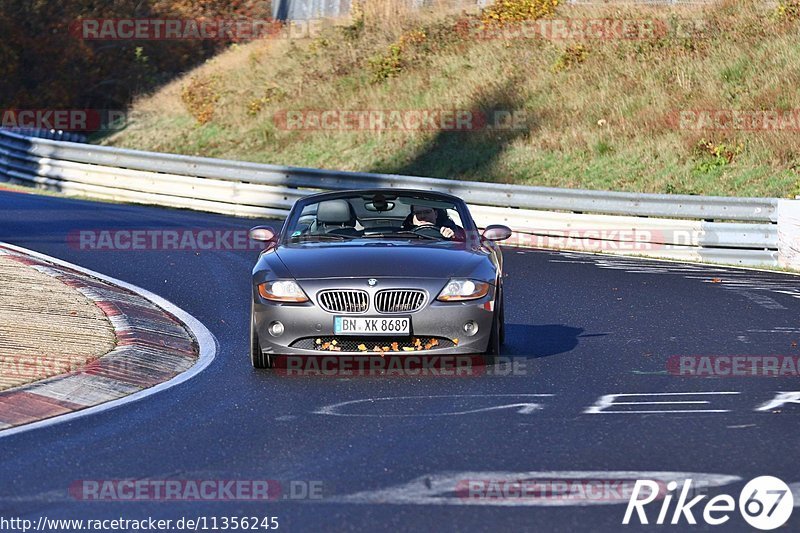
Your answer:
(108, 0), (800, 197)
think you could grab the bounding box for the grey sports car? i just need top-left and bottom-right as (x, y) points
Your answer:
(249, 189), (512, 368)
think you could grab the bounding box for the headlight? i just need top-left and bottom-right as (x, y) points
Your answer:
(257, 280), (309, 302)
(436, 279), (490, 302)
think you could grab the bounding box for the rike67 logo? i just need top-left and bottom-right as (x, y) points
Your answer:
(623, 476), (793, 530)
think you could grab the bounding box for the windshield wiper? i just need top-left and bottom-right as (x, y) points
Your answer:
(361, 231), (441, 241)
(289, 234), (356, 242)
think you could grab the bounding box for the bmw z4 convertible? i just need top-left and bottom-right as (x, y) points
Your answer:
(249, 189), (512, 368)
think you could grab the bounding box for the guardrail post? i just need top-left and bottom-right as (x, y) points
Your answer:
(777, 199), (800, 269)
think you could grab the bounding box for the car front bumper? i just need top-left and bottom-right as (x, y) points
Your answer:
(252, 277), (496, 356)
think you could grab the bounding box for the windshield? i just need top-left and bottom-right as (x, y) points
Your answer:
(282, 192), (473, 243)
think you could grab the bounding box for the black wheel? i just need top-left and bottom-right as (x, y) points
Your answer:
(250, 310), (272, 369)
(498, 286), (505, 345)
(484, 308), (501, 365)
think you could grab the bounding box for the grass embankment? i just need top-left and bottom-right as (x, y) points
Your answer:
(105, 0), (800, 198)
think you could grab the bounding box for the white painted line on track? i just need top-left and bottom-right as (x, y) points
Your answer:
(584, 391), (740, 414)
(544, 248), (800, 281)
(314, 394), (554, 417)
(0, 241), (218, 438)
(333, 471), (742, 507)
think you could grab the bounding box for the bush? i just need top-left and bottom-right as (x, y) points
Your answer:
(370, 44), (405, 83)
(693, 138), (743, 173)
(481, 0), (559, 25)
(551, 44), (588, 73)
(341, 0), (365, 41)
(247, 86), (287, 117)
(369, 29), (427, 83)
(181, 75), (221, 125)
(775, 0), (800, 21)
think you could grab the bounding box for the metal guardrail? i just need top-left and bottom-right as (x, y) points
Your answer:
(270, 0), (715, 21)
(0, 130), (782, 266)
(0, 131), (777, 221)
(273, 0), (490, 21)
(2, 128), (88, 144)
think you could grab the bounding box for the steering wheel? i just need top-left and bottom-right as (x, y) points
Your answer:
(411, 224), (443, 238)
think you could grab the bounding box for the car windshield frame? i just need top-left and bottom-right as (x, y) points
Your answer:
(279, 190), (477, 245)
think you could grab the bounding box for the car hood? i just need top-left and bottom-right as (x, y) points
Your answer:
(273, 241), (491, 280)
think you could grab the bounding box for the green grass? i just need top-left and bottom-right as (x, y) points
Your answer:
(104, 0), (800, 198)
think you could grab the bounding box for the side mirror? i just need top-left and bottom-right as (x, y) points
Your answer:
(482, 224), (512, 242)
(249, 226), (276, 242)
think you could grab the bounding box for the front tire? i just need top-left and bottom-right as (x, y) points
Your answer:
(498, 286), (505, 345)
(251, 310), (272, 369)
(484, 307), (501, 365)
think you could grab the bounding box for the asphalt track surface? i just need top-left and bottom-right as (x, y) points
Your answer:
(0, 189), (798, 532)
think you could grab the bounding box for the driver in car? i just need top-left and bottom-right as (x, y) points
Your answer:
(408, 205), (465, 240)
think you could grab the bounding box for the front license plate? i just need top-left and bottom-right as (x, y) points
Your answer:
(334, 316), (410, 335)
